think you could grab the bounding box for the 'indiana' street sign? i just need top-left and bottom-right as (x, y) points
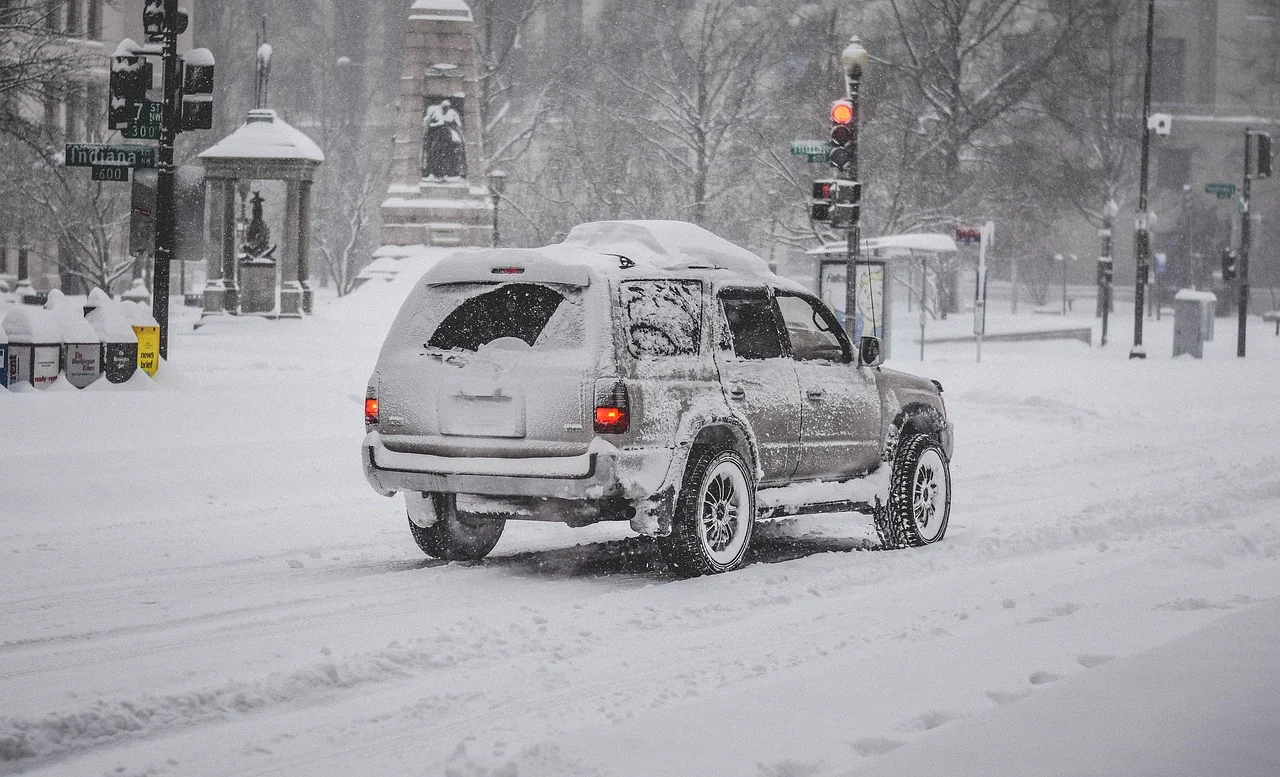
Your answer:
(791, 140), (832, 161)
(64, 143), (157, 169)
(1205, 182), (1236, 199)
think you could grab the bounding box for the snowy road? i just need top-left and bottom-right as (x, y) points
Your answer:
(3, 281), (1279, 776)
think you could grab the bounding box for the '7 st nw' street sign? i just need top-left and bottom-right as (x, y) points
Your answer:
(64, 143), (156, 170)
(1205, 182), (1236, 199)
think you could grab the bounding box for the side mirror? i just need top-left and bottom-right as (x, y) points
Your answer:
(859, 336), (884, 367)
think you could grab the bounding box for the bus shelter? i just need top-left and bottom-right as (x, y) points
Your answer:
(806, 233), (957, 361)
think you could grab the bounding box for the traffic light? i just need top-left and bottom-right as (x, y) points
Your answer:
(143, 2), (188, 43)
(1257, 132), (1272, 179)
(829, 99), (856, 172)
(179, 49), (215, 131)
(829, 180), (861, 228)
(108, 55), (152, 129)
(810, 179), (834, 222)
(1221, 248), (1238, 282)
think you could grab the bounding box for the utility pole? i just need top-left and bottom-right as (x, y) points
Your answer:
(1239, 129), (1254, 358)
(839, 38), (869, 346)
(152, 0), (180, 361)
(1131, 0), (1156, 359)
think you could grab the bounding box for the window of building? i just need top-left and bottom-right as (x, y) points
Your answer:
(1156, 148), (1192, 190)
(1247, 0), (1278, 19)
(1152, 38), (1186, 103)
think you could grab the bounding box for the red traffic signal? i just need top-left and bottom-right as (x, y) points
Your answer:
(830, 100), (855, 125)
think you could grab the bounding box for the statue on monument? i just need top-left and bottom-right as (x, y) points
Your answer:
(241, 191), (277, 260)
(421, 96), (467, 181)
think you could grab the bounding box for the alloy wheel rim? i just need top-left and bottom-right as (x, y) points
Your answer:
(912, 448), (947, 542)
(698, 460), (749, 565)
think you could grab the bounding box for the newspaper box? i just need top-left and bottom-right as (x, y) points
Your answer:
(45, 290), (101, 388)
(85, 289), (139, 384)
(120, 300), (160, 376)
(2, 306), (62, 389)
(0, 319), (8, 388)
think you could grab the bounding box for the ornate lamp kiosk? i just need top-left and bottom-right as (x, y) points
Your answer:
(198, 108), (324, 319)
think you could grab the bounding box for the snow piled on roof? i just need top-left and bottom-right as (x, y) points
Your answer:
(199, 110), (324, 163)
(44, 290), (99, 343)
(3, 306), (62, 343)
(420, 221), (777, 288)
(1174, 290), (1218, 303)
(410, 0), (472, 20)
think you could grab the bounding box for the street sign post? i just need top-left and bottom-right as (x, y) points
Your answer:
(123, 101), (164, 140)
(91, 162), (131, 182)
(790, 140), (832, 163)
(64, 144), (157, 169)
(1205, 182), (1236, 199)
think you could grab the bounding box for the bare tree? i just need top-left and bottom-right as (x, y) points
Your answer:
(0, 0), (92, 145)
(315, 170), (378, 297)
(29, 159), (132, 293)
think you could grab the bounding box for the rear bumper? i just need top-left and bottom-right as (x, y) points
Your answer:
(362, 431), (628, 500)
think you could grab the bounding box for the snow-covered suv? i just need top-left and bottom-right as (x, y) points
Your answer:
(363, 221), (953, 575)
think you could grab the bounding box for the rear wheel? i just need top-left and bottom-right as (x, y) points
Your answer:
(408, 493), (505, 561)
(658, 446), (755, 576)
(874, 434), (951, 549)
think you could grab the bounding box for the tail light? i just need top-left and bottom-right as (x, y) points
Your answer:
(365, 389), (379, 427)
(594, 381), (630, 434)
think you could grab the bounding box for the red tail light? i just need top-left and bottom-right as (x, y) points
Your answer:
(594, 382), (630, 434)
(365, 397), (379, 426)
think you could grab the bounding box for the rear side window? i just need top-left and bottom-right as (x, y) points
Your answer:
(719, 291), (785, 360)
(427, 284), (571, 351)
(618, 280), (702, 357)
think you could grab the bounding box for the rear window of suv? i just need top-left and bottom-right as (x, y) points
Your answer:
(425, 283), (582, 352)
(618, 280), (703, 357)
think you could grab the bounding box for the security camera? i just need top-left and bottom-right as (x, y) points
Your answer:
(1148, 113), (1173, 137)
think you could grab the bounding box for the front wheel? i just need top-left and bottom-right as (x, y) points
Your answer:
(874, 434), (951, 549)
(658, 446), (756, 576)
(408, 493), (505, 561)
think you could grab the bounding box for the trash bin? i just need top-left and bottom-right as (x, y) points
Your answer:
(44, 290), (101, 388)
(85, 289), (139, 384)
(121, 300), (160, 376)
(1173, 290), (1216, 359)
(3, 306), (62, 388)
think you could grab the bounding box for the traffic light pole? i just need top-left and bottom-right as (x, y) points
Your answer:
(1131, 0), (1156, 359)
(152, 0), (180, 361)
(1238, 128), (1253, 358)
(843, 77), (861, 346)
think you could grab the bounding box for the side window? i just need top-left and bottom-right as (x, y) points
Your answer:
(619, 280), (702, 357)
(775, 293), (851, 363)
(719, 290), (785, 360)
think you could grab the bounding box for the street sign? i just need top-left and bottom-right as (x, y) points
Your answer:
(1205, 182), (1236, 199)
(791, 140), (832, 163)
(64, 143), (157, 169)
(123, 100), (163, 140)
(91, 162), (131, 182)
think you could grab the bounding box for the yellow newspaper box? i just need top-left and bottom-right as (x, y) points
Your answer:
(121, 300), (160, 376)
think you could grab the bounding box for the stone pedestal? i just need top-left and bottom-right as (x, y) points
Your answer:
(239, 260), (276, 315)
(381, 1), (494, 249)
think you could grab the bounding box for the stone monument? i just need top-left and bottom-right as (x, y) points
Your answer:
(381, 0), (494, 248)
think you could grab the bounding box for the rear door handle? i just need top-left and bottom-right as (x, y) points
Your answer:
(728, 387), (746, 400)
(806, 389), (825, 400)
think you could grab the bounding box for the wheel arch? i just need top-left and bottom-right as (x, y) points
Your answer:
(884, 403), (949, 463)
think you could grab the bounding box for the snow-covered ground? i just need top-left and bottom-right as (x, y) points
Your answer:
(3, 268), (1279, 777)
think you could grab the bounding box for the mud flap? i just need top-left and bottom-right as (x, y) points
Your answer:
(630, 485), (676, 537)
(406, 491), (440, 528)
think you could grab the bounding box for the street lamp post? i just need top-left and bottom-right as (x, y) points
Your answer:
(840, 37), (869, 347)
(488, 169), (507, 248)
(1131, 0), (1156, 359)
(1098, 198), (1118, 346)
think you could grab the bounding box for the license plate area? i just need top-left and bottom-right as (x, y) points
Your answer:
(439, 393), (526, 438)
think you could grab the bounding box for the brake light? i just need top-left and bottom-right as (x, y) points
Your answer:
(594, 382), (630, 434)
(491, 266), (526, 275)
(365, 397), (379, 426)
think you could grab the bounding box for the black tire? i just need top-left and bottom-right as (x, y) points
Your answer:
(658, 445), (756, 576)
(408, 493), (506, 561)
(874, 434), (951, 549)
